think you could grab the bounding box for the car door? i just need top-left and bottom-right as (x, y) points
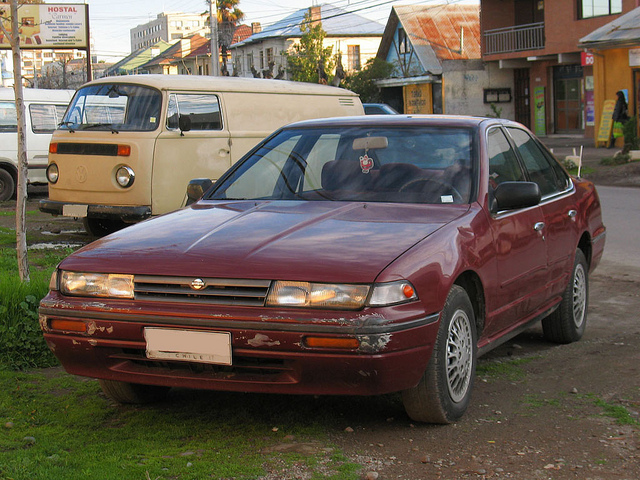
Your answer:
(153, 92), (231, 215)
(484, 126), (548, 336)
(506, 126), (579, 294)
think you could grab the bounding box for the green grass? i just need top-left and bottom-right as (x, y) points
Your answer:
(476, 356), (538, 381)
(0, 370), (363, 480)
(0, 210), (38, 217)
(566, 166), (595, 176)
(593, 398), (640, 426)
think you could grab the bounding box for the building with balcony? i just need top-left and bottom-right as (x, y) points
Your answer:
(481, 0), (638, 137)
(131, 12), (209, 52)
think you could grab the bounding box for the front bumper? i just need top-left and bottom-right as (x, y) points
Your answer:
(39, 293), (439, 396)
(39, 199), (151, 222)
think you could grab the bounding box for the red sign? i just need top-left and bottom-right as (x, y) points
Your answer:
(581, 52), (595, 66)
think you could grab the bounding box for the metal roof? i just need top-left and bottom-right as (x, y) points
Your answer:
(579, 7), (640, 49)
(377, 4), (481, 76)
(232, 3), (384, 47)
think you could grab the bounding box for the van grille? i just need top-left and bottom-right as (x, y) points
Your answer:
(339, 98), (356, 107)
(134, 275), (271, 306)
(56, 143), (118, 156)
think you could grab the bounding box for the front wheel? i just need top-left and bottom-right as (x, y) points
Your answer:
(99, 379), (170, 404)
(402, 285), (477, 424)
(542, 249), (589, 344)
(0, 168), (15, 202)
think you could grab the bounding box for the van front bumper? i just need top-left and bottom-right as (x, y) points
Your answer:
(39, 200), (151, 222)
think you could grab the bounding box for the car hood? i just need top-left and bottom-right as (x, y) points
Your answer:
(62, 201), (468, 283)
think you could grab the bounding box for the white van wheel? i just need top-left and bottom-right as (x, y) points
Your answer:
(82, 217), (127, 237)
(0, 168), (15, 202)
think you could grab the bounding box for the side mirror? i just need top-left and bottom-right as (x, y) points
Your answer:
(186, 178), (213, 205)
(178, 114), (191, 136)
(492, 181), (541, 213)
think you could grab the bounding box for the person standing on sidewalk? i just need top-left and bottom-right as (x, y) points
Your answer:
(610, 91), (629, 148)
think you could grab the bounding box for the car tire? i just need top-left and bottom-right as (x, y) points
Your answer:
(82, 217), (127, 237)
(402, 285), (477, 424)
(542, 249), (588, 344)
(99, 379), (170, 404)
(0, 168), (15, 202)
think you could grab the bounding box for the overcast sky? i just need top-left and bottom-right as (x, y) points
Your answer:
(52, 0), (474, 61)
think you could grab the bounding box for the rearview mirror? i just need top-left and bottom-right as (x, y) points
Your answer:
(186, 178), (213, 205)
(492, 181), (541, 213)
(352, 136), (388, 150)
(179, 114), (191, 135)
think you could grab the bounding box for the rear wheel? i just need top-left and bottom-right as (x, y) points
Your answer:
(402, 285), (477, 424)
(99, 379), (170, 404)
(542, 249), (588, 344)
(0, 168), (15, 202)
(82, 217), (128, 237)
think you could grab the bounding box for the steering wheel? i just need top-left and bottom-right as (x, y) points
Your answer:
(399, 177), (463, 204)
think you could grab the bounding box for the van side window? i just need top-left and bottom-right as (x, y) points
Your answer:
(0, 102), (17, 132)
(166, 93), (222, 131)
(29, 104), (68, 133)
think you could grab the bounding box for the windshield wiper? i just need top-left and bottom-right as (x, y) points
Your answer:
(58, 121), (76, 133)
(80, 123), (119, 134)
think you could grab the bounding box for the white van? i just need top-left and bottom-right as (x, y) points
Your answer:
(0, 88), (74, 201)
(39, 75), (364, 235)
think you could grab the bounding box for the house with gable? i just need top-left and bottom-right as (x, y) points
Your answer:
(103, 41), (174, 76)
(137, 34), (208, 75)
(230, 3), (384, 80)
(375, 4), (502, 116)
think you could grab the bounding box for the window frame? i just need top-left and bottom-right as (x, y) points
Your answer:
(578, 0), (622, 19)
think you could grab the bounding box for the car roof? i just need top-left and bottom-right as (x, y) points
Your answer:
(282, 114), (520, 130)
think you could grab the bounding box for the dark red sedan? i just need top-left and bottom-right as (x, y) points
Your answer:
(39, 116), (605, 423)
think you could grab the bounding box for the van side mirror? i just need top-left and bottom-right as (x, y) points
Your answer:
(179, 115), (191, 136)
(186, 178), (213, 205)
(492, 181), (541, 213)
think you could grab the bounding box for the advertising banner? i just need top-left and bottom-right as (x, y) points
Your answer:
(534, 86), (546, 136)
(0, 4), (87, 49)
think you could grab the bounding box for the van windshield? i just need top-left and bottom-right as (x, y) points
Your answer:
(61, 84), (162, 132)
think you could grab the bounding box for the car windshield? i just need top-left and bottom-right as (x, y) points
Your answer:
(61, 84), (162, 132)
(210, 126), (476, 204)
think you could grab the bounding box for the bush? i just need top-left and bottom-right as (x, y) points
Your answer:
(623, 116), (639, 151)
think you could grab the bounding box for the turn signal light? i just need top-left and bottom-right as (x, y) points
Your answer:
(49, 319), (87, 333)
(117, 145), (131, 156)
(49, 143), (58, 154)
(304, 336), (360, 349)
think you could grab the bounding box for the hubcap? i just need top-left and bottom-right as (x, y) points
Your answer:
(572, 263), (587, 328)
(446, 309), (473, 403)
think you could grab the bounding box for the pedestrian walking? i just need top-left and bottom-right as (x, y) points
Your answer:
(610, 90), (629, 148)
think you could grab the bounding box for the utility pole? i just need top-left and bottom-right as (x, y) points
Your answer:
(209, 0), (219, 76)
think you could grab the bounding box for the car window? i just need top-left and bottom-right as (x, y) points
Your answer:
(0, 101), (17, 132)
(166, 93), (222, 131)
(29, 104), (68, 133)
(211, 126), (475, 204)
(507, 127), (567, 196)
(487, 127), (525, 186)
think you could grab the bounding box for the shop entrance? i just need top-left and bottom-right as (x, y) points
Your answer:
(554, 65), (583, 133)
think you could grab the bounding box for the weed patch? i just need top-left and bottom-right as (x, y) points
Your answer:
(477, 356), (538, 382)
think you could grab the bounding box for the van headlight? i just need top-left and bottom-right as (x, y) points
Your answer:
(59, 271), (134, 298)
(46, 163), (59, 184)
(115, 165), (135, 188)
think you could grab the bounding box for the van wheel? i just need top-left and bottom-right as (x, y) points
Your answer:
(82, 217), (127, 237)
(99, 379), (170, 404)
(402, 285), (477, 424)
(0, 168), (15, 202)
(542, 249), (588, 344)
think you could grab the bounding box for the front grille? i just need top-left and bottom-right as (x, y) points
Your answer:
(56, 143), (118, 156)
(134, 275), (271, 306)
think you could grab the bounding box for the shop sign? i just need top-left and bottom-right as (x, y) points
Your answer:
(630, 49), (640, 67)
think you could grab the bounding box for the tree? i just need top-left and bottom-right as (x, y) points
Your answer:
(285, 9), (334, 84)
(342, 57), (394, 103)
(206, 0), (245, 75)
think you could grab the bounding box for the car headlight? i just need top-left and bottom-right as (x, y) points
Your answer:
(266, 281), (370, 309)
(115, 165), (135, 188)
(46, 163), (59, 184)
(265, 280), (418, 309)
(59, 271), (134, 298)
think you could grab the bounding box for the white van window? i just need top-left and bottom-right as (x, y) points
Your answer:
(62, 84), (161, 132)
(29, 104), (68, 133)
(0, 102), (17, 132)
(166, 93), (222, 131)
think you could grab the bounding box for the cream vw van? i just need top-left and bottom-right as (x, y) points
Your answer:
(39, 75), (364, 235)
(0, 88), (74, 201)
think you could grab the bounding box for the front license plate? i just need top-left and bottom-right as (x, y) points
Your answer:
(62, 204), (88, 217)
(144, 328), (232, 365)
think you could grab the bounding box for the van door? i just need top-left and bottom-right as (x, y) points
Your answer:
(152, 92), (231, 215)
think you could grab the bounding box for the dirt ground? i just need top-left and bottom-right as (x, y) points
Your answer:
(1, 167), (639, 479)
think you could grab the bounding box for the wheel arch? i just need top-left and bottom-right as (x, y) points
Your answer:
(0, 161), (18, 182)
(578, 231), (592, 268)
(453, 270), (486, 337)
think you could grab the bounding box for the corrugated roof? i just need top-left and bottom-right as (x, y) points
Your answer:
(232, 3), (383, 47)
(378, 4), (480, 76)
(579, 7), (640, 48)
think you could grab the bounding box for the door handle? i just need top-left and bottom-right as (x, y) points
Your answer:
(568, 209), (577, 219)
(534, 222), (545, 231)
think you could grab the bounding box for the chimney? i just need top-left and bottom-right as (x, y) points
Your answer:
(309, 6), (321, 26)
(251, 22), (262, 34)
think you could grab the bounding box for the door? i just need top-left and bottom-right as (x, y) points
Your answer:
(554, 65), (584, 133)
(485, 127), (548, 336)
(153, 92), (231, 215)
(514, 68), (531, 128)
